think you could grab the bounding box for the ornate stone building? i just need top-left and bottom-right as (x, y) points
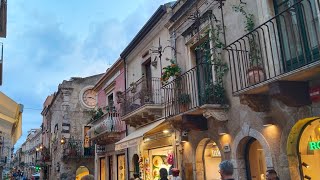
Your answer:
(43, 74), (103, 180)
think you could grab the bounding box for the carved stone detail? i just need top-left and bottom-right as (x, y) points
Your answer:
(240, 94), (270, 112)
(203, 109), (228, 121)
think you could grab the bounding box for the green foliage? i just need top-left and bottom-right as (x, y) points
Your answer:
(233, 3), (262, 67)
(161, 59), (181, 85)
(194, 23), (229, 105)
(178, 93), (191, 105)
(89, 107), (104, 122)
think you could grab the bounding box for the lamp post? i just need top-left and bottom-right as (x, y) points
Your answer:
(150, 38), (177, 76)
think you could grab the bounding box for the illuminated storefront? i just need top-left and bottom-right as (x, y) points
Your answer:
(297, 118), (320, 179)
(245, 138), (267, 180)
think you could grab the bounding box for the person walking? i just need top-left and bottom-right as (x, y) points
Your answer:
(133, 173), (141, 180)
(171, 168), (181, 180)
(218, 160), (235, 180)
(159, 168), (169, 180)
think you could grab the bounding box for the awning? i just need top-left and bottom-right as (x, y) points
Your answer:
(115, 119), (165, 151)
(0, 92), (23, 145)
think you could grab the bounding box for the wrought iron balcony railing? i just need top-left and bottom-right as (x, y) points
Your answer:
(62, 140), (94, 159)
(163, 63), (225, 118)
(120, 76), (162, 116)
(225, 0), (320, 94)
(88, 111), (125, 138)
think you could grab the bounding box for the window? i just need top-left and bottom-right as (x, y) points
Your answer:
(108, 93), (114, 107)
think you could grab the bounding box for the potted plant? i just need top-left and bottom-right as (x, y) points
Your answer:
(233, 3), (265, 85)
(130, 82), (137, 93)
(178, 93), (191, 112)
(161, 59), (181, 85)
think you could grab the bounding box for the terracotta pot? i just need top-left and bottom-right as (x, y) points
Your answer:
(247, 67), (265, 85)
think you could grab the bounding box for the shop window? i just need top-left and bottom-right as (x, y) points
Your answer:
(147, 146), (173, 180)
(245, 138), (267, 180)
(132, 154), (140, 175)
(204, 140), (221, 180)
(100, 157), (106, 180)
(117, 154), (125, 180)
(108, 94), (114, 107)
(298, 119), (320, 179)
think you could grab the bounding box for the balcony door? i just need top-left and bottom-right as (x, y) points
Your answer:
(195, 40), (213, 106)
(274, 0), (320, 71)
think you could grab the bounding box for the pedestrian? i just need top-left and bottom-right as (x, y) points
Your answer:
(80, 174), (94, 180)
(171, 168), (181, 180)
(266, 169), (279, 180)
(159, 168), (168, 180)
(218, 160), (234, 180)
(133, 173), (140, 180)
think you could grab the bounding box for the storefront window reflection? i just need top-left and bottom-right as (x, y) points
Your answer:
(299, 120), (320, 179)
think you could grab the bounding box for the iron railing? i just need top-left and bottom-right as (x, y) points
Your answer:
(87, 111), (125, 138)
(225, 0), (320, 94)
(163, 63), (222, 117)
(121, 76), (162, 116)
(62, 140), (94, 159)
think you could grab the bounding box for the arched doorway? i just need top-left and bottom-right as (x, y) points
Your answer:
(287, 117), (320, 179)
(195, 138), (222, 180)
(245, 138), (267, 180)
(75, 166), (89, 180)
(132, 154), (140, 176)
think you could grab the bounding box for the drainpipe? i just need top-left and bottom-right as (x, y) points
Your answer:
(124, 58), (130, 180)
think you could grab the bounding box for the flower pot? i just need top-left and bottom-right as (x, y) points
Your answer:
(179, 104), (189, 112)
(247, 67), (265, 85)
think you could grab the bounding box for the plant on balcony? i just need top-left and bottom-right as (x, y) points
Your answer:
(89, 107), (104, 122)
(233, 2), (265, 85)
(195, 23), (228, 105)
(130, 82), (137, 93)
(178, 92), (191, 112)
(161, 59), (181, 85)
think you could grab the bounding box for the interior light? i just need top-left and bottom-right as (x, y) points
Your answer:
(144, 138), (151, 142)
(163, 130), (170, 134)
(302, 162), (309, 168)
(36, 147), (39, 152)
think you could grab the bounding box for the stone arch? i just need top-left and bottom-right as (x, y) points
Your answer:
(231, 127), (273, 180)
(195, 138), (222, 180)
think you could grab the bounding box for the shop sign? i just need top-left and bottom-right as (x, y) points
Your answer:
(211, 149), (221, 157)
(309, 141), (320, 150)
(96, 145), (106, 154)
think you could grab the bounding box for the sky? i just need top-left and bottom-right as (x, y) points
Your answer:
(0, 0), (173, 149)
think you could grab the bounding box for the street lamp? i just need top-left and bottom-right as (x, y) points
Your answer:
(60, 137), (66, 145)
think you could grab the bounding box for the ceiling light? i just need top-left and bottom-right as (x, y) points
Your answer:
(263, 117), (274, 127)
(163, 130), (170, 134)
(302, 162), (309, 168)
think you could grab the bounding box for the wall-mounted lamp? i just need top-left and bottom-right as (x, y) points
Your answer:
(144, 138), (151, 142)
(163, 129), (170, 134)
(60, 137), (66, 145)
(181, 130), (188, 142)
(35, 148), (39, 152)
(218, 125), (228, 136)
(302, 162), (310, 168)
(39, 145), (43, 150)
(263, 117), (275, 127)
(304, 175), (311, 180)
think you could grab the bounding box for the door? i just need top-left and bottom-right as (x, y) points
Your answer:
(108, 156), (113, 180)
(143, 59), (153, 103)
(195, 40), (213, 105)
(274, 0), (320, 71)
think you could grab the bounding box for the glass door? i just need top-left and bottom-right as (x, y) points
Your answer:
(195, 40), (213, 105)
(274, 0), (320, 71)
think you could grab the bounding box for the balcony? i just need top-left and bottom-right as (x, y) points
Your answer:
(62, 140), (94, 161)
(120, 76), (163, 127)
(225, 0), (320, 97)
(88, 111), (125, 145)
(163, 63), (228, 130)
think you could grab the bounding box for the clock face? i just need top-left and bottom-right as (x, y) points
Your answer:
(82, 89), (96, 108)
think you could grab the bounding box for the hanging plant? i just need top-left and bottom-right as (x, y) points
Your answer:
(161, 59), (181, 85)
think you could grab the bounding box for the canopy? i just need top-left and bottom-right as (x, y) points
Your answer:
(115, 118), (165, 151)
(0, 92), (23, 145)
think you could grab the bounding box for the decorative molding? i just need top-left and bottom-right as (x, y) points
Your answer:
(240, 94), (270, 112)
(203, 108), (228, 122)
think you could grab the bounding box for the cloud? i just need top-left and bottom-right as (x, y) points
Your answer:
(6, 0), (174, 149)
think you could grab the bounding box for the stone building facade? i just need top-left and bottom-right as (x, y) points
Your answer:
(44, 74), (102, 180)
